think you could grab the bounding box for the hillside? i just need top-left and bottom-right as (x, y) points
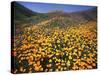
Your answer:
(13, 2), (36, 20)
(12, 2), (97, 28)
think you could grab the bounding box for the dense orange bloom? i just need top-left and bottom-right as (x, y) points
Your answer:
(13, 20), (97, 73)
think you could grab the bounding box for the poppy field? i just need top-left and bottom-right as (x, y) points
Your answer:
(12, 20), (97, 73)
